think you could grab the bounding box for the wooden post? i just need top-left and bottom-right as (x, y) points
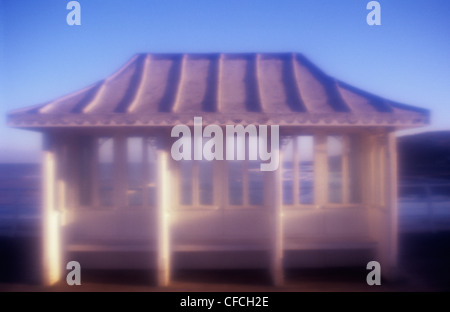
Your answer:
(213, 159), (223, 209)
(314, 134), (328, 207)
(359, 135), (371, 208)
(192, 161), (199, 206)
(293, 137), (300, 205)
(342, 136), (350, 204)
(222, 134), (230, 210)
(350, 134), (363, 204)
(142, 138), (150, 207)
(42, 134), (62, 285)
(156, 145), (172, 286)
(91, 137), (100, 207)
(242, 159), (249, 206)
(384, 132), (399, 279)
(367, 135), (376, 208)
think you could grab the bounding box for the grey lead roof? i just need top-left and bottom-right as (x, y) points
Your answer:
(8, 53), (429, 128)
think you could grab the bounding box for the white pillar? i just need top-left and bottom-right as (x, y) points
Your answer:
(56, 142), (68, 226)
(156, 147), (172, 286)
(265, 144), (283, 286)
(368, 132), (399, 280)
(383, 132), (399, 279)
(42, 134), (62, 285)
(142, 138), (150, 207)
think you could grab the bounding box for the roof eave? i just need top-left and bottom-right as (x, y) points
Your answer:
(8, 111), (429, 129)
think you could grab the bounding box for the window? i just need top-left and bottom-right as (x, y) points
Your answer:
(299, 136), (314, 204)
(248, 160), (264, 205)
(127, 137), (144, 206)
(227, 159), (264, 207)
(282, 136), (315, 206)
(327, 135), (361, 204)
(282, 134), (360, 207)
(179, 160), (216, 207)
(92, 136), (157, 209)
(228, 161), (243, 206)
(328, 136), (343, 204)
(177, 132), (264, 209)
(98, 138), (114, 206)
(179, 160), (193, 205)
(145, 139), (157, 207)
(127, 138), (144, 206)
(225, 129), (265, 208)
(199, 161), (214, 205)
(125, 137), (158, 208)
(78, 136), (94, 206)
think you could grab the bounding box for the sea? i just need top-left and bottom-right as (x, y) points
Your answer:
(0, 163), (41, 236)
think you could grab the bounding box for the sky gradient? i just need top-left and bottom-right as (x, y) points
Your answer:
(1, 0), (449, 162)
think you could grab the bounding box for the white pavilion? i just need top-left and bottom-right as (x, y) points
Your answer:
(8, 53), (429, 286)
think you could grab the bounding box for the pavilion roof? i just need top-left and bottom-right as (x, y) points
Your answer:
(8, 53), (429, 128)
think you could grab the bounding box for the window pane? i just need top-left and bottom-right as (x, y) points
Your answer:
(228, 161), (243, 205)
(98, 138), (114, 206)
(146, 139), (157, 207)
(180, 161), (193, 205)
(199, 161), (214, 205)
(79, 137), (93, 206)
(348, 136), (361, 203)
(328, 136), (343, 203)
(249, 161), (263, 205)
(299, 136), (314, 204)
(282, 138), (294, 205)
(127, 137), (143, 206)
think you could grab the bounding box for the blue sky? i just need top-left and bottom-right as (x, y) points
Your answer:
(1, 0), (449, 162)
